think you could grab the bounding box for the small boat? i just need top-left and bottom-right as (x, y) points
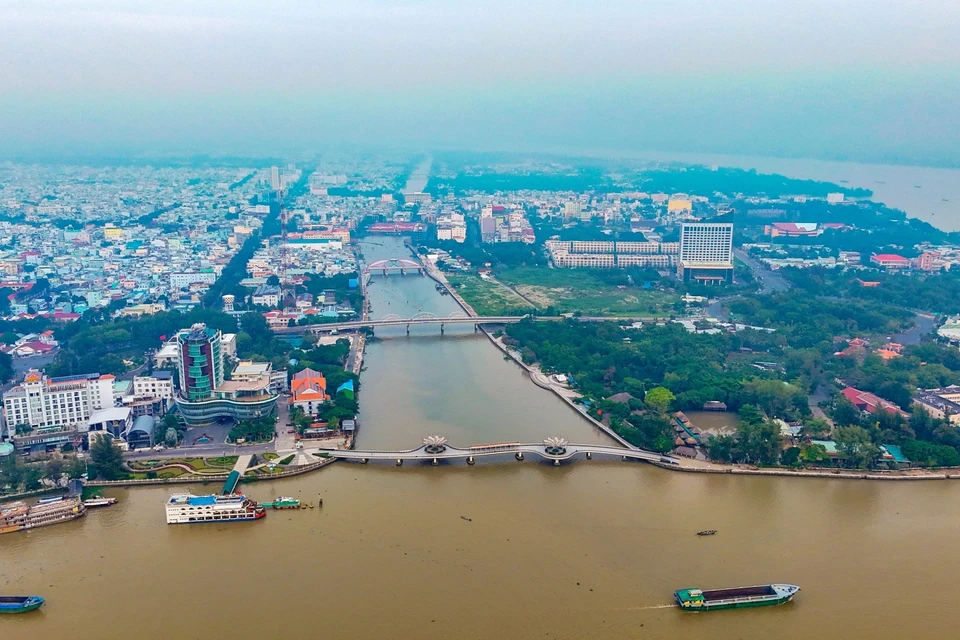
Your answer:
(697, 530), (717, 536)
(83, 497), (117, 508)
(262, 497), (301, 510)
(675, 584), (799, 611)
(0, 596), (45, 613)
(461, 516), (472, 522)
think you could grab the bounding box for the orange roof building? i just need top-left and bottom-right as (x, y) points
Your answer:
(291, 367), (330, 415)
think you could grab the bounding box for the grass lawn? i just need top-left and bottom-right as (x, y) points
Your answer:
(206, 456), (239, 466)
(446, 274), (533, 315)
(496, 267), (678, 316)
(262, 452), (279, 461)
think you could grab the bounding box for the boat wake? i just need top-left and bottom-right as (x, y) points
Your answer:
(625, 604), (675, 611)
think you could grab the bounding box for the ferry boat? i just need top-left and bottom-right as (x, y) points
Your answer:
(675, 584), (799, 611)
(261, 496), (301, 509)
(165, 493), (266, 524)
(0, 497), (86, 535)
(0, 596), (45, 613)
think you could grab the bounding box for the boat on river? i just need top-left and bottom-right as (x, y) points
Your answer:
(83, 497), (117, 508)
(0, 596), (45, 613)
(674, 584), (799, 611)
(1, 497), (86, 534)
(262, 496), (301, 509)
(165, 493), (266, 524)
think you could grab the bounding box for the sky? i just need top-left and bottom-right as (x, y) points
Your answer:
(1, 0), (958, 166)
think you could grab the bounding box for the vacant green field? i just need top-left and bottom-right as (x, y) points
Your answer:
(496, 267), (677, 316)
(445, 274), (533, 316)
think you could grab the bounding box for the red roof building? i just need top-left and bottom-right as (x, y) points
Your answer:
(840, 386), (907, 416)
(870, 253), (911, 270)
(291, 367), (330, 415)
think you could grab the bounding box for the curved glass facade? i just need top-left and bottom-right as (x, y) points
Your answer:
(175, 395), (278, 426)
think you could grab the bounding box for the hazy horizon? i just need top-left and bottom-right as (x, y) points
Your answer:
(2, 0), (959, 167)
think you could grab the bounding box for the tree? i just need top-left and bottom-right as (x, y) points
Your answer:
(89, 435), (126, 480)
(65, 456), (87, 479)
(835, 425), (879, 469)
(163, 413), (180, 433)
(267, 274), (281, 286)
(831, 396), (863, 427)
(164, 428), (178, 447)
(645, 387), (676, 414)
(799, 442), (830, 464)
(45, 458), (64, 483)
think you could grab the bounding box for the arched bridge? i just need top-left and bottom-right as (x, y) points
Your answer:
(365, 258), (423, 276)
(316, 436), (680, 467)
(273, 312), (558, 335)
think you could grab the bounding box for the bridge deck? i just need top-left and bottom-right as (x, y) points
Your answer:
(318, 443), (678, 465)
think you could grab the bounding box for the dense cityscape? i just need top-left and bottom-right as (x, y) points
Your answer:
(4, 0), (960, 637)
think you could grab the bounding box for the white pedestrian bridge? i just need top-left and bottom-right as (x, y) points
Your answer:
(316, 436), (680, 467)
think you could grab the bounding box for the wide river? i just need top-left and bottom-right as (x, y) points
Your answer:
(4, 236), (960, 639)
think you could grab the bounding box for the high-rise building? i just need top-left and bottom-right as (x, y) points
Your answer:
(176, 324), (224, 403)
(173, 323), (278, 426)
(677, 222), (734, 284)
(270, 166), (281, 192)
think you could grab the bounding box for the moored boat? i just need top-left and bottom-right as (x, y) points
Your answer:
(0, 596), (45, 613)
(1, 497), (86, 535)
(165, 493), (266, 524)
(262, 496), (301, 509)
(83, 497), (118, 508)
(675, 584), (799, 611)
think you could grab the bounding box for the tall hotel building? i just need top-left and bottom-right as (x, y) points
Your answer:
(677, 222), (734, 284)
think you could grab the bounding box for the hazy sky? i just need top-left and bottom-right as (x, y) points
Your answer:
(1, 0), (958, 166)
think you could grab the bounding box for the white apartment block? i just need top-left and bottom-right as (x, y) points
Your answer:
(3, 370), (115, 431)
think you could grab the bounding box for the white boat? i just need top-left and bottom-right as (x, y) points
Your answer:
(165, 493), (266, 525)
(82, 497), (117, 508)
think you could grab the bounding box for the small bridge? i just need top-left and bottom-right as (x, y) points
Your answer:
(273, 312), (553, 335)
(317, 436), (679, 466)
(365, 258), (423, 276)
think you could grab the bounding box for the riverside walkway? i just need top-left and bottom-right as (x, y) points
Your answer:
(317, 436), (679, 467)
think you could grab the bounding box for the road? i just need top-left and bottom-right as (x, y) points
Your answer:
(734, 248), (791, 294)
(893, 312), (937, 345)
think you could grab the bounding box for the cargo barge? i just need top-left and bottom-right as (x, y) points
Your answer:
(675, 584), (800, 611)
(0, 496), (86, 535)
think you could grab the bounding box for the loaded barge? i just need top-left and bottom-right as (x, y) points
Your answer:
(675, 584), (799, 611)
(1, 496), (86, 535)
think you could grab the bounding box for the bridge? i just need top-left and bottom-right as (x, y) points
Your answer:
(317, 436), (680, 466)
(273, 311), (550, 335)
(365, 258), (424, 276)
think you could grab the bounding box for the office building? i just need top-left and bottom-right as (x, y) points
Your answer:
(677, 222), (734, 284)
(174, 323), (278, 426)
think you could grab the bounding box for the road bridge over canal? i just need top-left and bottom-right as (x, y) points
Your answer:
(273, 311), (552, 335)
(317, 436), (679, 467)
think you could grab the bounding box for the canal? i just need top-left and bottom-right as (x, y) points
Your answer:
(3, 235), (959, 639)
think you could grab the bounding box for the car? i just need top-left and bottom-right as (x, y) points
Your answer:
(287, 429), (295, 434)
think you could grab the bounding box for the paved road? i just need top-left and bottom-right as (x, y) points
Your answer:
(893, 313), (938, 345)
(734, 248), (791, 294)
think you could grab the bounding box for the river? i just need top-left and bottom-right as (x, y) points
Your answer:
(640, 151), (960, 232)
(4, 235), (960, 639)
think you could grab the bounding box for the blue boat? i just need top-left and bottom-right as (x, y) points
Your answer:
(0, 596), (45, 613)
